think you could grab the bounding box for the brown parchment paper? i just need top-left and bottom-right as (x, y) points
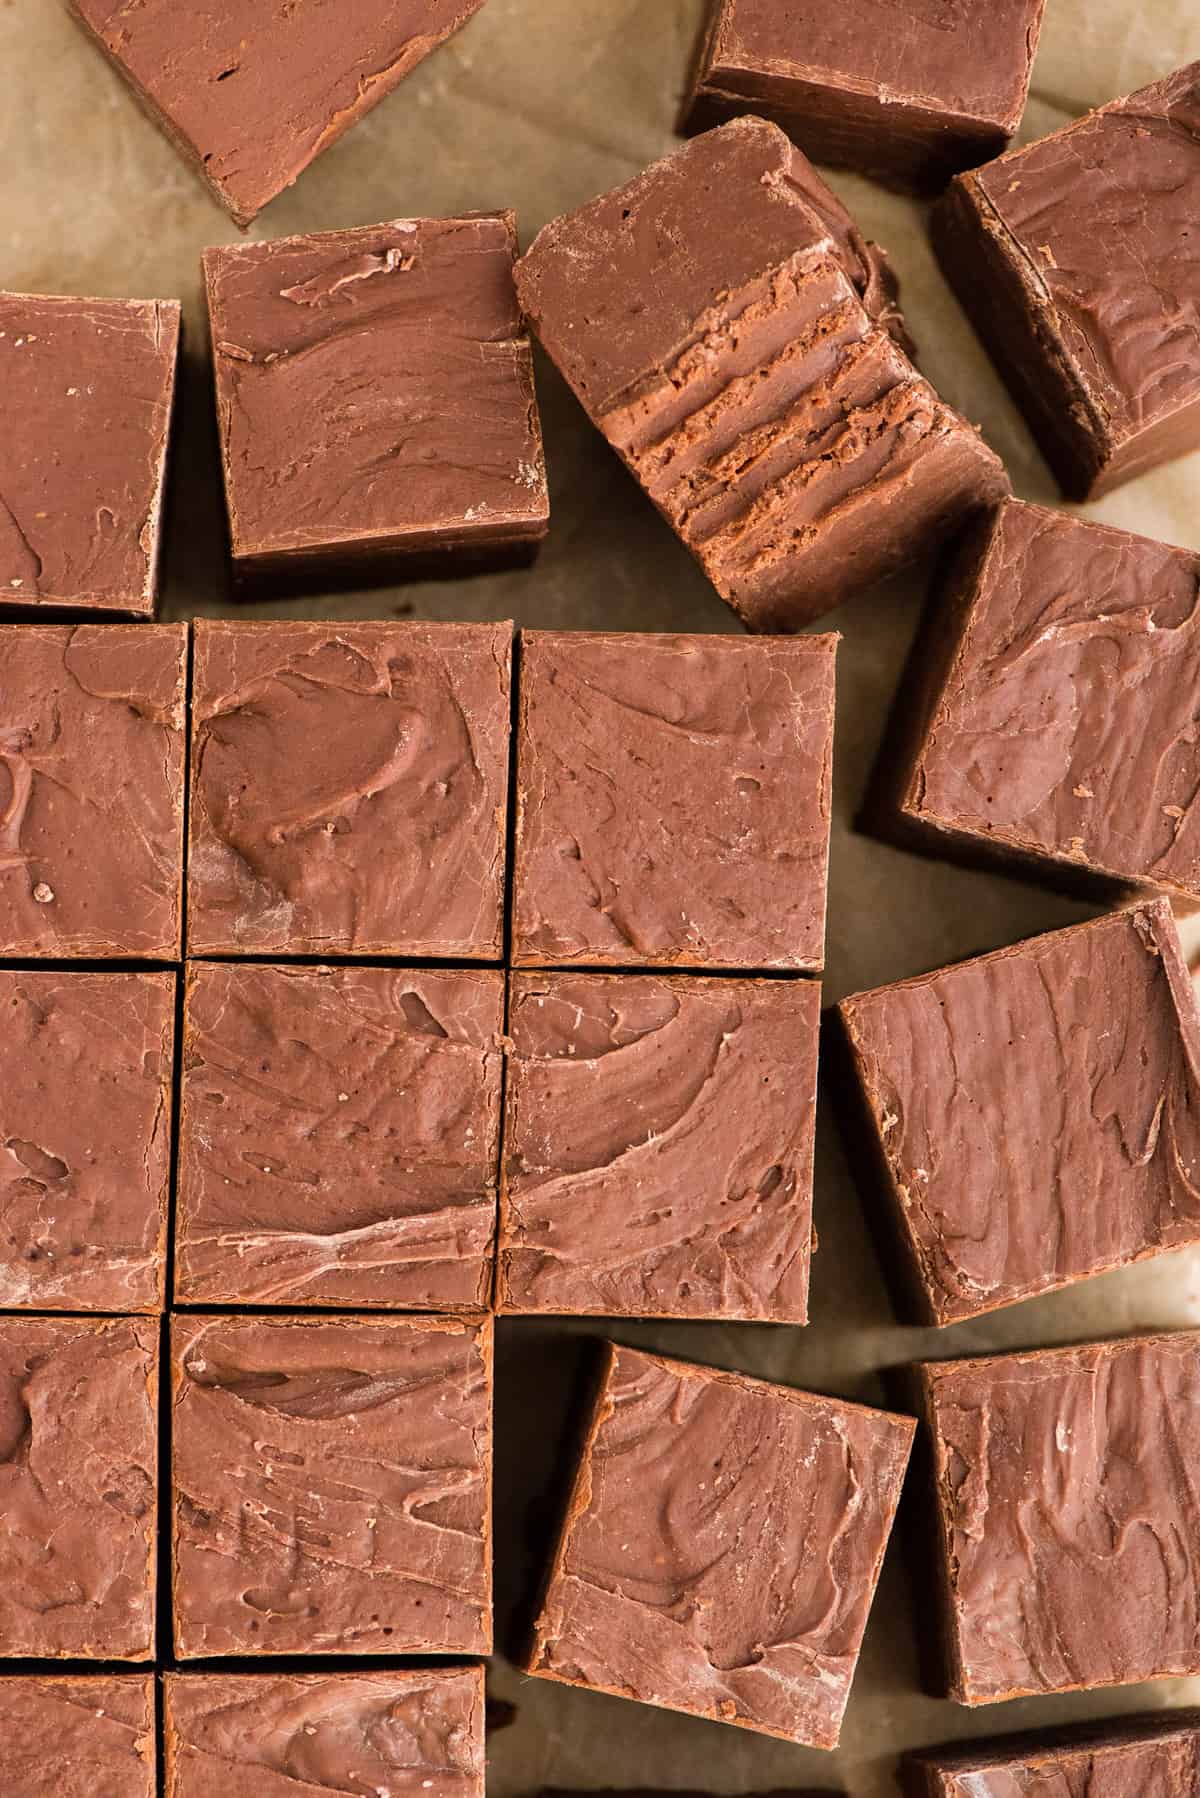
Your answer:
(3, 2), (1200, 1792)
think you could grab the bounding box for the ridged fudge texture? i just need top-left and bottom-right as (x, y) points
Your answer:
(904, 1711), (1200, 1797)
(0, 1677), (155, 1798)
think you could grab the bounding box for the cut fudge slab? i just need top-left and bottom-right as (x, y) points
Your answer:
(512, 630), (836, 971)
(934, 63), (1200, 498)
(203, 216), (547, 593)
(0, 1318), (157, 1659)
(0, 624), (187, 957)
(684, 0), (1046, 193)
(904, 1712), (1200, 1797)
(837, 901), (1200, 1326)
(69, 0), (490, 226)
(916, 1331), (1200, 1703)
(0, 292), (178, 616)
(187, 619), (511, 958)
(172, 1313), (492, 1657)
(0, 970), (174, 1311)
(0, 1676), (155, 1798)
(528, 1342), (914, 1748)
(875, 501), (1200, 904)
(165, 1667), (485, 1798)
(499, 972), (820, 1320)
(515, 118), (1007, 630)
(176, 962), (503, 1308)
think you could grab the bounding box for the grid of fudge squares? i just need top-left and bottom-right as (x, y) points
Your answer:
(0, 1676), (156, 1798)
(902, 1712), (1200, 1797)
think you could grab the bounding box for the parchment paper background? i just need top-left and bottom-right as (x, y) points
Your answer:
(4, 2), (1200, 1791)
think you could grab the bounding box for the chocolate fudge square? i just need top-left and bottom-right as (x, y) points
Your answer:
(0, 624), (187, 958)
(499, 972), (820, 1320)
(837, 901), (1200, 1326)
(512, 630), (836, 971)
(515, 119), (1007, 631)
(903, 1712), (1200, 1797)
(69, 0), (489, 226)
(528, 1342), (914, 1748)
(934, 63), (1200, 498)
(203, 216), (547, 593)
(0, 1318), (157, 1659)
(172, 1313), (492, 1657)
(684, 0), (1046, 193)
(176, 962), (503, 1308)
(0, 1676), (155, 1798)
(0, 970), (174, 1311)
(875, 500), (1200, 904)
(165, 1667), (484, 1798)
(187, 620), (511, 958)
(0, 292), (178, 616)
(916, 1331), (1200, 1703)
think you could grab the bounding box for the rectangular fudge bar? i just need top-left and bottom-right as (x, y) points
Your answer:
(187, 619), (511, 958)
(176, 963), (503, 1308)
(0, 1676), (155, 1798)
(916, 1332), (1200, 1703)
(684, 0), (1046, 192)
(0, 1318), (157, 1659)
(0, 624), (187, 957)
(165, 1667), (485, 1798)
(69, 0), (489, 226)
(903, 1712), (1200, 1796)
(515, 118), (1007, 631)
(528, 1342), (914, 1749)
(872, 500), (1200, 904)
(203, 216), (547, 593)
(171, 1313), (492, 1657)
(933, 63), (1200, 498)
(499, 972), (820, 1320)
(0, 292), (178, 615)
(512, 630), (836, 971)
(836, 901), (1200, 1326)
(0, 970), (174, 1311)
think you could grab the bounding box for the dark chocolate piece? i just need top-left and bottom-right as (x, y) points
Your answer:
(203, 217), (547, 593)
(0, 970), (174, 1311)
(514, 118), (1007, 630)
(171, 1313), (492, 1657)
(164, 1666), (485, 1798)
(176, 962), (503, 1308)
(933, 63), (1200, 498)
(837, 901), (1200, 1326)
(0, 624), (187, 957)
(187, 619), (511, 958)
(0, 292), (178, 616)
(68, 0), (490, 226)
(904, 1712), (1200, 1796)
(0, 1317), (158, 1659)
(684, 0), (1046, 193)
(511, 629), (836, 971)
(916, 1331), (1200, 1703)
(528, 1341), (914, 1749)
(499, 972), (820, 1320)
(0, 1676), (155, 1797)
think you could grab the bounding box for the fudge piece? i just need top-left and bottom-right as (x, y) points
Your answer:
(0, 624), (187, 957)
(165, 1667), (484, 1798)
(0, 1676), (155, 1797)
(903, 1712), (1200, 1796)
(0, 292), (178, 616)
(499, 972), (820, 1320)
(203, 216), (548, 593)
(172, 1313), (492, 1657)
(0, 970), (174, 1311)
(933, 63), (1200, 498)
(0, 1318), (157, 1659)
(528, 1342), (914, 1748)
(684, 0), (1046, 193)
(68, 0), (490, 226)
(176, 963), (503, 1308)
(512, 630), (836, 971)
(187, 619), (511, 958)
(515, 119), (1007, 631)
(837, 901), (1200, 1326)
(916, 1331), (1200, 1703)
